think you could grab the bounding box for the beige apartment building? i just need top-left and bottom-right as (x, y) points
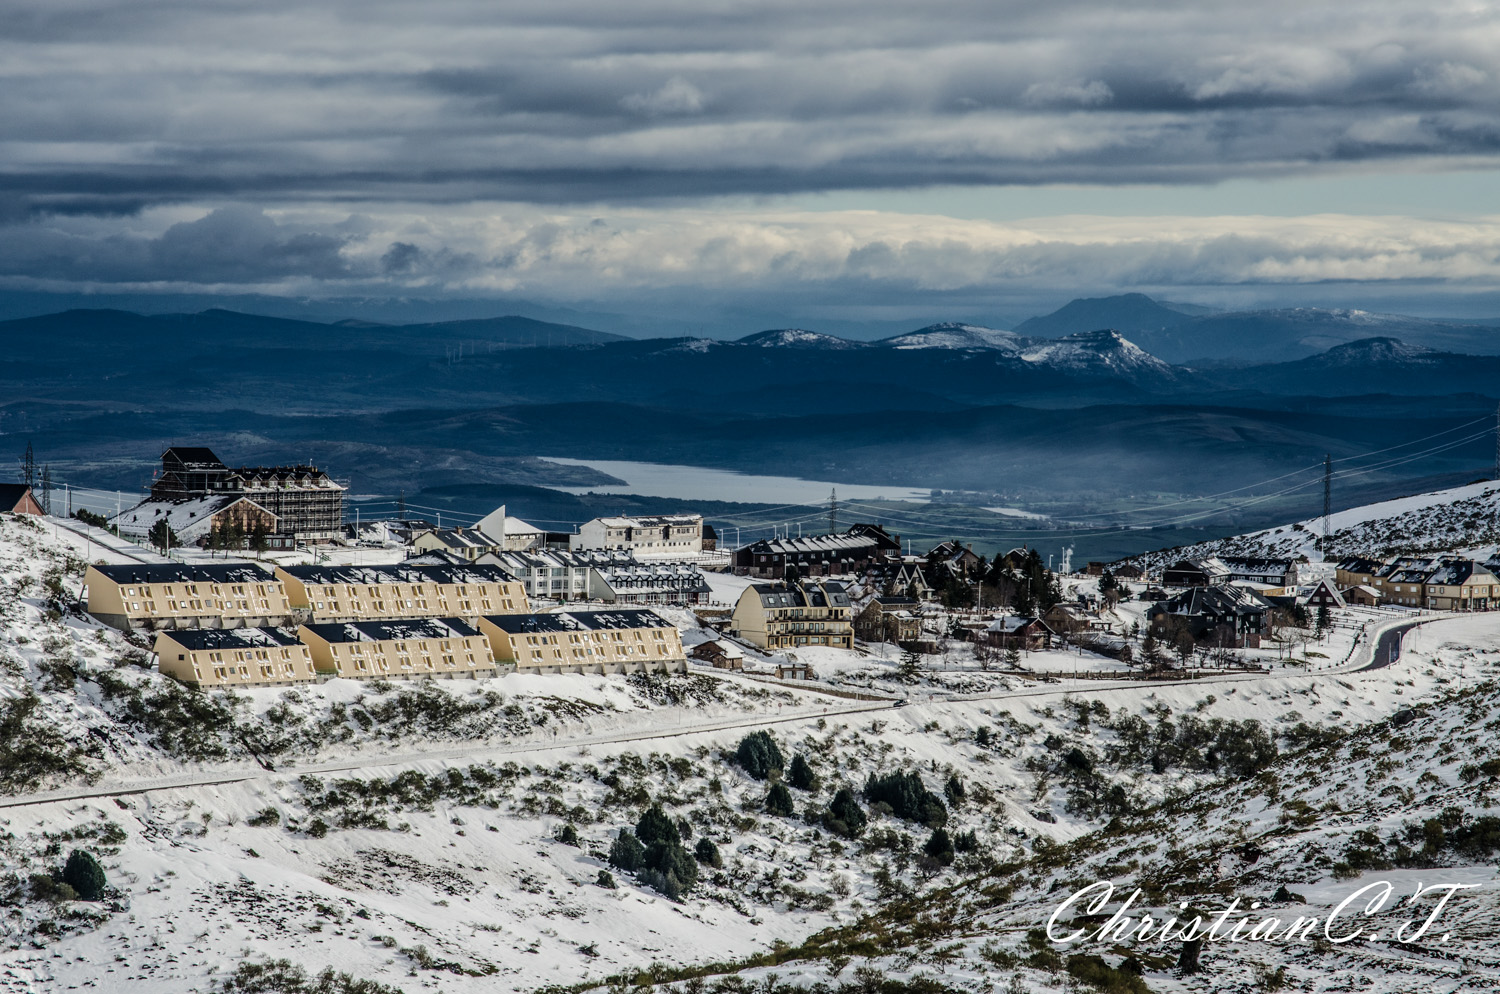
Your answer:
(85, 563), (295, 632)
(275, 563), (525, 622)
(478, 609), (686, 674)
(731, 579), (854, 651)
(298, 618), (500, 680)
(153, 627), (317, 688)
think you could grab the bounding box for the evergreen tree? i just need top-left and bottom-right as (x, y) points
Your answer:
(787, 753), (816, 791)
(1141, 629), (1165, 669)
(975, 726), (991, 748)
(250, 521), (269, 556)
(944, 774), (965, 808)
(823, 787), (867, 838)
(1315, 604), (1331, 640)
(147, 520), (178, 555)
(694, 837), (722, 868)
(897, 647), (923, 683)
(765, 782), (795, 817)
(635, 804), (679, 847)
(735, 731), (784, 780)
(608, 831), (645, 873)
(863, 770), (948, 826)
(923, 827), (955, 866)
(62, 850), (107, 901)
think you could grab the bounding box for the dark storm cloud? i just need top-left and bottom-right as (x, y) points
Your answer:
(3, 0), (1500, 211)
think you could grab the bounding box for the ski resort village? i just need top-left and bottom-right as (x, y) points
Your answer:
(1, 445), (1499, 994)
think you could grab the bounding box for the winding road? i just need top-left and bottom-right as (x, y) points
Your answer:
(0, 611), (1479, 812)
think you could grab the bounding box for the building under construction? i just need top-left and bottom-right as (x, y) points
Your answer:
(151, 446), (346, 544)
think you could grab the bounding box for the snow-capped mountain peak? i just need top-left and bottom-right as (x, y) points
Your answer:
(878, 322), (1023, 352)
(734, 328), (864, 349)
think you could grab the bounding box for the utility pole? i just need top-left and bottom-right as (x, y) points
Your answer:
(1494, 402), (1499, 482)
(828, 488), (838, 533)
(1323, 453), (1333, 552)
(39, 465), (51, 515)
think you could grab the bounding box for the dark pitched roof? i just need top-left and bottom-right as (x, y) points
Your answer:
(302, 617), (481, 643)
(746, 580), (851, 609)
(90, 562), (279, 585)
(162, 446), (226, 468)
(0, 484), (37, 510)
(279, 562), (517, 585)
(159, 626), (302, 651)
(481, 609), (673, 634)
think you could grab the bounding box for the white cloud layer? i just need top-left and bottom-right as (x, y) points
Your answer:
(9, 204), (1500, 301)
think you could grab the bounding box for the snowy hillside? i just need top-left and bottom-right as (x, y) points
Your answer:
(878, 323), (1024, 351)
(1016, 329), (1180, 378)
(1129, 478), (1500, 571)
(2, 512), (1496, 993)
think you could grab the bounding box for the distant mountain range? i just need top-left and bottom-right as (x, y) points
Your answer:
(4, 299), (1498, 532)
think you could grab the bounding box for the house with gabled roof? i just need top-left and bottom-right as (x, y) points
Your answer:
(731, 579), (853, 650)
(0, 484), (43, 516)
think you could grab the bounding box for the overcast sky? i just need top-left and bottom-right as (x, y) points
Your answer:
(6, 0), (1500, 331)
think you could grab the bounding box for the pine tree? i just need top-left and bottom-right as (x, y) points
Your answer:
(787, 754), (816, 791)
(897, 647), (923, 683)
(62, 850), (107, 901)
(148, 520), (177, 555)
(1003, 645), (1021, 668)
(735, 731), (784, 780)
(765, 782), (794, 817)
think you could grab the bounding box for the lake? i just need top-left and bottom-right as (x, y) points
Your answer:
(537, 458), (932, 505)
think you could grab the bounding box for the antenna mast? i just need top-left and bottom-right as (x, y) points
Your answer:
(828, 488), (838, 533)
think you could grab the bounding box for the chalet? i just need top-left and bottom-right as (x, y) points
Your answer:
(84, 562), (294, 631)
(733, 524), (899, 579)
(927, 541), (981, 574)
(986, 616), (1054, 652)
(153, 626), (316, 689)
(1161, 557), (1232, 587)
(1341, 584), (1383, 607)
(1113, 564), (1146, 580)
(1382, 567), (1433, 607)
(690, 639), (744, 670)
(731, 579), (854, 650)
(479, 610), (686, 674)
(410, 526), (504, 561)
(853, 596), (921, 644)
(776, 662), (813, 680)
(111, 494), (277, 549)
(1335, 556), (1386, 590)
(275, 562), (526, 622)
(1305, 579), (1346, 611)
(1148, 585), (1271, 648)
(1421, 560), (1499, 611)
(299, 618), (499, 680)
(1043, 602), (1114, 635)
(1220, 557), (1300, 587)
(571, 514), (704, 559)
(0, 484), (43, 516)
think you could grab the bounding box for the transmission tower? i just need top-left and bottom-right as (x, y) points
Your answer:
(1322, 453), (1332, 551)
(22, 441), (34, 488)
(828, 488), (838, 533)
(1494, 402), (1500, 482)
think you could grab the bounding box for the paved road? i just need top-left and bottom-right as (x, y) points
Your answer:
(1356, 620), (1423, 672)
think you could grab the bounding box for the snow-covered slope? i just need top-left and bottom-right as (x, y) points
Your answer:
(734, 329), (867, 349)
(878, 322), (1024, 352)
(1129, 479), (1500, 570)
(1015, 328), (1180, 378)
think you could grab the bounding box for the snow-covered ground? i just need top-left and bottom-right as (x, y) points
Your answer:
(4, 510), (1500, 993)
(1129, 479), (1500, 569)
